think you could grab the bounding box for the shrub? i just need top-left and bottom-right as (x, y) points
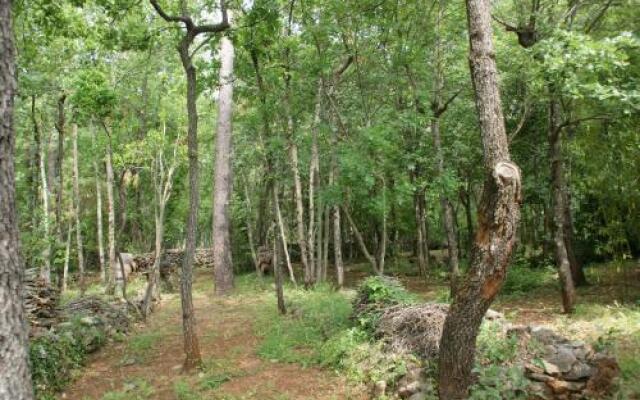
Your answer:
(501, 265), (555, 296)
(30, 317), (106, 399)
(352, 276), (418, 333)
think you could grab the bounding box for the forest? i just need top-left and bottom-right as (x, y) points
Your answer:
(0, 0), (639, 399)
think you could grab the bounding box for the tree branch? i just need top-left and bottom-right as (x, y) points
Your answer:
(149, 0), (191, 25)
(434, 89), (463, 117)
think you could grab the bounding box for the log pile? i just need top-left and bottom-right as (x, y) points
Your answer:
(23, 268), (60, 332)
(61, 296), (130, 335)
(133, 248), (214, 271)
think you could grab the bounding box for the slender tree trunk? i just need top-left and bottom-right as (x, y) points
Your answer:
(118, 170), (128, 236)
(212, 25), (235, 296)
(431, 2), (459, 277)
(333, 206), (344, 288)
(564, 191), (587, 285)
(54, 94), (66, 236)
(178, 41), (203, 370)
(62, 223), (72, 293)
(414, 189), (428, 276)
(29, 96), (41, 229)
(243, 182), (260, 273)
(343, 207), (380, 274)
(438, 0), (522, 397)
(308, 82), (322, 286)
(322, 205), (330, 282)
(72, 124), (85, 293)
(272, 218), (286, 315)
(39, 129), (52, 284)
(93, 127), (106, 283)
(105, 134), (117, 295)
(0, 3), (35, 395)
(548, 98), (576, 313)
(274, 184), (296, 284)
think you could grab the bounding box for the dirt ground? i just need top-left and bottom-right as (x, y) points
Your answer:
(60, 273), (364, 400)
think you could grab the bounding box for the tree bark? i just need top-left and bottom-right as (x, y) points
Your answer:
(72, 124), (85, 293)
(563, 191), (587, 286)
(54, 93), (67, 236)
(243, 182), (260, 273)
(39, 129), (52, 285)
(343, 207), (380, 274)
(93, 126), (106, 284)
(105, 132), (117, 295)
(438, 0), (522, 397)
(274, 185), (295, 284)
(548, 98), (576, 313)
(213, 24), (235, 296)
(333, 206), (344, 287)
(272, 217), (286, 315)
(62, 223), (72, 293)
(0, 2), (35, 395)
(414, 188), (428, 276)
(307, 82), (323, 286)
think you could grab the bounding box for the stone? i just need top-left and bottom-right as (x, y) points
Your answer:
(547, 346), (577, 373)
(372, 380), (386, 398)
(565, 362), (593, 381)
(528, 373), (554, 382)
(525, 362), (544, 374)
(80, 316), (102, 326)
(542, 360), (561, 376)
(408, 392), (427, 400)
(531, 326), (564, 344)
(565, 381), (586, 392)
(397, 381), (421, 398)
(485, 309), (505, 321)
(546, 379), (570, 394)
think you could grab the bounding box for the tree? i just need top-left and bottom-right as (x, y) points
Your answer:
(212, 12), (235, 296)
(71, 123), (85, 293)
(149, 0), (229, 370)
(0, 0), (35, 396)
(438, 0), (522, 397)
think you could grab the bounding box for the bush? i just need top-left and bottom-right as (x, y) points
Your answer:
(501, 265), (555, 296)
(30, 317), (106, 399)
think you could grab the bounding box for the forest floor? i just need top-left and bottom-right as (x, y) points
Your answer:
(58, 259), (640, 400)
(60, 272), (365, 400)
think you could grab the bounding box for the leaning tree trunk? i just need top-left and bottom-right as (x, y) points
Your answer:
(212, 25), (235, 296)
(438, 0), (522, 398)
(272, 191), (287, 315)
(548, 98), (576, 313)
(274, 184), (296, 284)
(0, 2), (35, 396)
(72, 124), (85, 293)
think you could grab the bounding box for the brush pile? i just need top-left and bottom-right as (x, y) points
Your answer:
(133, 248), (214, 271)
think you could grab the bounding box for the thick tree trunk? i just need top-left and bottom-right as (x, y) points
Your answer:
(105, 135), (117, 295)
(39, 130), (52, 284)
(93, 127), (106, 283)
(0, 2), (35, 396)
(179, 42), (203, 370)
(213, 27), (235, 296)
(72, 124), (85, 293)
(548, 98), (576, 313)
(438, 0), (522, 397)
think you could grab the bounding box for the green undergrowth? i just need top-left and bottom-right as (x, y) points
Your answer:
(30, 317), (106, 399)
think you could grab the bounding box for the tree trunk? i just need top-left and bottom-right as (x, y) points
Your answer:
(62, 223), (72, 293)
(72, 124), (85, 293)
(243, 182), (260, 273)
(212, 26), (235, 296)
(0, 2), (35, 395)
(414, 189), (428, 276)
(178, 40), (203, 370)
(431, 3), (460, 277)
(39, 129), (52, 285)
(272, 218), (286, 315)
(322, 205), (330, 282)
(93, 126), (106, 284)
(548, 98), (576, 313)
(438, 0), (522, 397)
(343, 207), (380, 274)
(563, 191), (587, 286)
(274, 184), (296, 284)
(333, 206), (344, 288)
(29, 96), (41, 230)
(54, 94), (66, 236)
(105, 134), (117, 295)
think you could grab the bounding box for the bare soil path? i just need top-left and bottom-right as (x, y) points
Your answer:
(60, 271), (362, 400)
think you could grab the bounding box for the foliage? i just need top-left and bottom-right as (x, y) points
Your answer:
(30, 317), (106, 399)
(352, 276), (418, 333)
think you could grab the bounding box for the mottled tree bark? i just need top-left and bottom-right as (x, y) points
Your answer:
(272, 217), (286, 315)
(438, 0), (522, 397)
(0, 2), (35, 396)
(39, 129), (52, 284)
(54, 94), (67, 235)
(213, 23), (235, 296)
(92, 126), (106, 283)
(104, 132), (117, 295)
(72, 124), (85, 293)
(62, 223), (72, 293)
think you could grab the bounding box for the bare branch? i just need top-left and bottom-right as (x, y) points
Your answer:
(434, 89), (463, 117)
(149, 0), (190, 25)
(508, 100), (530, 143)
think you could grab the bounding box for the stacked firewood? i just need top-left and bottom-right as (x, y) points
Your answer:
(133, 248), (214, 271)
(22, 268), (60, 332)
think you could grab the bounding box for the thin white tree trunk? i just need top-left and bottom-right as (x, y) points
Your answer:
(62, 223), (72, 293)
(39, 132), (52, 284)
(308, 81), (322, 285)
(274, 184), (296, 284)
(72, 124), (85, 292)
(105, 134), (117, 295)
(93, 127), (106, 284)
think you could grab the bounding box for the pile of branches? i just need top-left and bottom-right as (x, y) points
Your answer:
(23, 268), (60, 333)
